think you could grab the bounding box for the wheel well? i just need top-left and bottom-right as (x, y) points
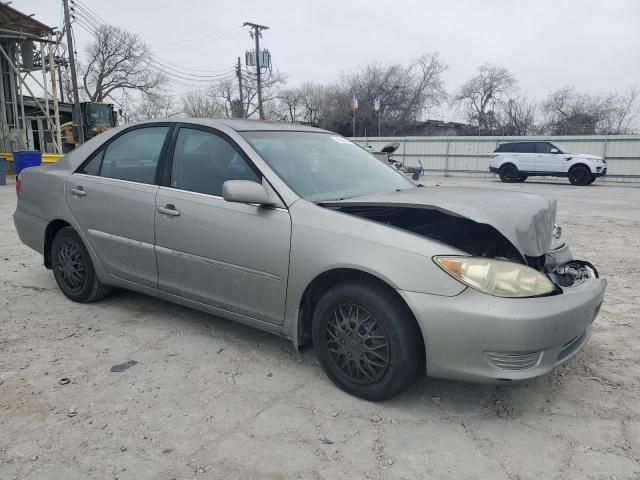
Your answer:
(499, 162), (517, 171)
(296, 268), (426, 362)
(569, 163), (591, 173)
(44, 219), (71, 269)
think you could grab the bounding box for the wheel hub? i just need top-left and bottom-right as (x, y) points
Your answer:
(326, 304), (390, 384)
(55, 239), (86, 292)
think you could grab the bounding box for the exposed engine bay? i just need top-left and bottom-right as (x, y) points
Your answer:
(325, 204), (598, 289)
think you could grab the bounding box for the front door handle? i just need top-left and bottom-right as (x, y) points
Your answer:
(70, 186), (86, 197)
(157, 204), (180, 217)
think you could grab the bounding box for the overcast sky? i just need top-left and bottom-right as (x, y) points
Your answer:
(16, 0), (640, 120)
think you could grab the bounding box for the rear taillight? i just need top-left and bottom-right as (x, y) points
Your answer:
(15, 174), (21, 196)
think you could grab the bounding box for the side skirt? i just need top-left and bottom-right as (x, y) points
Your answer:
(104, 275), (287, 338)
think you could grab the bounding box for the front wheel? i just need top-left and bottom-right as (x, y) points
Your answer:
(569, 165), (593, 186)
(312, 282), (423, 401)
(51, 227), (111, 303)
(516, 175), (528, 183)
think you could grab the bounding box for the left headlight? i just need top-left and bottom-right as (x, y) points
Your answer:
(434, 256), (557, 298)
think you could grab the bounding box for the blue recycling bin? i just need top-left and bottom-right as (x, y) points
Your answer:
(13, 150), (42, 175)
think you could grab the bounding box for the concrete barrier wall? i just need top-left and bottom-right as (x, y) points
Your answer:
(350, 135), (640, 182)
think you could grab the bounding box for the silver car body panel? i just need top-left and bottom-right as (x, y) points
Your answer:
(155, 186), (291, 325)
(65, 174), (159, 287)
(13, 118), (607, 384)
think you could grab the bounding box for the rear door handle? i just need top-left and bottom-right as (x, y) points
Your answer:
(70, 186), (86, 197)
(157, 204), (180, 216)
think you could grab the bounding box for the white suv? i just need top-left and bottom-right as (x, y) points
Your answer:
(489, 141), (607, 186)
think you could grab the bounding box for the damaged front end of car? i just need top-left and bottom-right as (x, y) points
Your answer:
(320, 187), (600, 294)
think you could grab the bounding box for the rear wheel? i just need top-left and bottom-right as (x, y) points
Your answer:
(499, 164), (519, 183)
(51, 227), (111, 303)
(568, 165), (593, 186)
(587, 177), (596, 184)
(312, 282), (423, 401)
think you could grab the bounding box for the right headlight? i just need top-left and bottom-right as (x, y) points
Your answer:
(434, 256), (557, 298)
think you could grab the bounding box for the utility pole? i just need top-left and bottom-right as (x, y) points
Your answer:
(63, 0), (84, 144)
(57, 31), (64, 102)
(236, 56), (244, 118)
(243, 22), (269, 120)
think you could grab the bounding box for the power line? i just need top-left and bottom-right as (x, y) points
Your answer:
(71, 0), (241, 76)
(71, 15), (236, 88)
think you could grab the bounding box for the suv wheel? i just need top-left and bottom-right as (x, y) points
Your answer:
(568, 165), (593, 186)
(312, 282), (423, 401)
(516, 175), (528, 183)
(51, 227), (111, 302)
(499, 164), (519, 183)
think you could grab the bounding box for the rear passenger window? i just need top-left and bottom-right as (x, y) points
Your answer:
(513, 143), (535, 153)
(170, 128), (260, 196)
(99, 127), (169, 184)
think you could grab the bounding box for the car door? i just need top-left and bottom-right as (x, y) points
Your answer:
(154, 125), (292, 325)
(65, 125), (172, 287)
(512, 142), (537, 171)
(534, 142), (563, 173)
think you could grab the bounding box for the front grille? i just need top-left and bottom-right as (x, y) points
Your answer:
(484, 350), (542, 371)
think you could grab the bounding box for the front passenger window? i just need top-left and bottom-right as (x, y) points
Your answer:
(536, 142), (554, 154)
(170, 128), (260, 196)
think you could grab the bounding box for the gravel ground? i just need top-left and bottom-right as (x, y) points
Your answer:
(1, 175), (639, 480)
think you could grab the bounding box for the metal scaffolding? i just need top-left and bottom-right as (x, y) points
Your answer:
(0, 3), (62, 154)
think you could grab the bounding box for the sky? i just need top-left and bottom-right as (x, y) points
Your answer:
(15, 0), (640, 121)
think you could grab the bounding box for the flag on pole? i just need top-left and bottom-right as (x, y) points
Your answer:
(351, 94), (359, 110)
(374, 96), (381, 112)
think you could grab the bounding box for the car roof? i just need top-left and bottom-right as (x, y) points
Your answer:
(170, 117), (331, 133)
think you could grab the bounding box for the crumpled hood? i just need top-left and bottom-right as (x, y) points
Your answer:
(325, 186), (557, 257)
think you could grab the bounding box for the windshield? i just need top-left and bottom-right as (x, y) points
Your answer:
(86, 104), (113, 127)
(241, 131), (414, 202)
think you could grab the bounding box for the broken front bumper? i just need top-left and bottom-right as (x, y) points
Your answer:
(399, 276), (606, 383)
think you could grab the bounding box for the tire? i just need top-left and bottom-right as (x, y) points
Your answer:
(311, 282), (423, 401)
(516, 175), (528, 183)
(51, 227), (111, 303)
(499, 164), (519, 183)
(568, 165), (593, 186)
(587, 177), (596, 184)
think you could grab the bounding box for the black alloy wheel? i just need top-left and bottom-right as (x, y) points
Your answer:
(326, 304), (390, 384)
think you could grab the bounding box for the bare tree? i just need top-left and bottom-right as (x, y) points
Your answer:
(454, 63), (516, 132)
(181, 89), (226, 118)
(604, 85), (640, 134)
(542, 87), (612, 135)
(242, 69), (287, 119)
(81, 25), (165, 103)
(130, 94), (178, 121)
(270, 88), (301, 123)
(307, 53), (447, 136)
(500, 96), (538, 135)
(297, 82), (328, 125)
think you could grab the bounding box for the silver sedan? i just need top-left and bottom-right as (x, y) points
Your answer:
(13, 119), (607, 400)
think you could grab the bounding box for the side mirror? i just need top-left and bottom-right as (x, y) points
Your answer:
(550, 148), (559, 154)
(222, 180), (276, 206)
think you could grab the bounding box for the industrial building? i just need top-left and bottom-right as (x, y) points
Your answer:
(0, 3), (63, 156)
